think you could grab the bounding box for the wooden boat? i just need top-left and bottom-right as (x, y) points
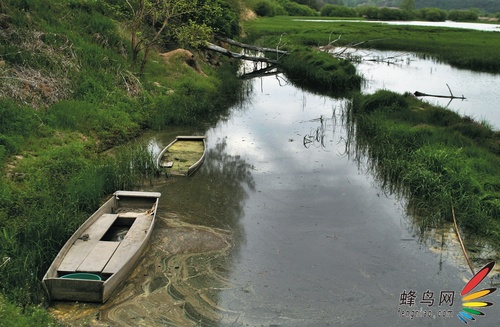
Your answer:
(42, 191), (161, 303)
(156, 135), (207, 176)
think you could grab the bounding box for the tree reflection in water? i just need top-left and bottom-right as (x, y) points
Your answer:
(50, 137), (256, 326)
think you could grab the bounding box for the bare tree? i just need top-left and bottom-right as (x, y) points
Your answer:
(125, 0), (214, 75)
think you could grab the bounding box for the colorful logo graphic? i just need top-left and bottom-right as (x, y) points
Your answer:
(458, 261), (496, 324)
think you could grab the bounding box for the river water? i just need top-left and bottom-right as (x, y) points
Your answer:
(352, 49), (500, 130)
(297, 19), (500, 33)
(50, 34), (500, 326)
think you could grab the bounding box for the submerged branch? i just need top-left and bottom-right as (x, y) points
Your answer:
(239, 65), (279, 80)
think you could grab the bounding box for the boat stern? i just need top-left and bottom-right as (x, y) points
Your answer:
(44, 277), (104, 303)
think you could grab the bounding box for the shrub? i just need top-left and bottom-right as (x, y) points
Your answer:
(254, 0), (281, 17)
(284, 1), (318, 16)
(356, 6), (380, 19)
(448, 10), (478, 22)
(320, 5), (357, 17)
(378, 8), (405, 20)
(416, 8), (447, 21)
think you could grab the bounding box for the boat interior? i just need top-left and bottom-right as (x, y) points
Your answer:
(56, 209), (153, 281)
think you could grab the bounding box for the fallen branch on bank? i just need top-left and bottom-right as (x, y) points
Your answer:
(414, 84), (466, 100)
(318, 34), (403, 64)
(206, 43), (279, 64)
(214, 35), (288, 55)
(205, 35), (288, 65)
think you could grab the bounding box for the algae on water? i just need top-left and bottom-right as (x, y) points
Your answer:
(160, 140), (205, 174)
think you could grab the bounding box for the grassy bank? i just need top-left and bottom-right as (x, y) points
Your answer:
(279, 47), (361, 95)
(243, 16), (500, 73)
(0, 0), (243, 315)
(347, 91), (500, 253)
(244, 16), (500, 256)
(1, 2), (499, 323)
(0, 294), (58, 327)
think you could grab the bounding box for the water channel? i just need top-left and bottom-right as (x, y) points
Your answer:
(51, 34), (500, 327)
(353, 48), (500, 130)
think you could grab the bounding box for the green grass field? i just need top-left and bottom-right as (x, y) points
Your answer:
(243, 16), (500, 73)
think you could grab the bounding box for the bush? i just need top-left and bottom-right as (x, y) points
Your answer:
(356, 6), (380, 19)
(416, 8), (447, 21)
(378, 8), (405, 20)
(205, 0), (241, 37)
(284, 1), (318, 16)
(254, 0), (282, 17)
(448, 10), (478, 22)
(320, 5), (357, 17)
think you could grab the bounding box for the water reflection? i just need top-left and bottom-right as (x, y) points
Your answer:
(297, 19), (500, 32)
(50, 65), (499, 326)
(97, 138), (254, 325)
(349, 48), (500, 129)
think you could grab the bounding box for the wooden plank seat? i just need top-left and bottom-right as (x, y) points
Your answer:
(102, 214), (153, 274)
(76, 241), (120, 273)
(58, 214), (118, 273)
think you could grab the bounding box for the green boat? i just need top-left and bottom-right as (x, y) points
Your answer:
(156, 136), (207, 176)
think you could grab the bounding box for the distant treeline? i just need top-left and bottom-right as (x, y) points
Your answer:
(253, 1), (486, 21)
(292, 0), (500, 14)
(320, 5), (481, 21)
(415, 0), (500, 13)
(317, 0), (500, 13)
(252, 1), (499, 19)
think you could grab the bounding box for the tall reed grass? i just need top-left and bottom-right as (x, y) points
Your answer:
(0, 141), (160, 305)
(346, 91), (500, 247)
(0, 0), (244, 318)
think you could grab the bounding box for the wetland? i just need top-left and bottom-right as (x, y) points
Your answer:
(1, 3), (499, 325)
(52, 53), (499, 325)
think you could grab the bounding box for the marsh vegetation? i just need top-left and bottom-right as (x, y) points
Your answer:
(242, 14), (500, 263)
(1, 0), (499, 324)
(0, 1), (242, 321)
(345, 91), (500, 245)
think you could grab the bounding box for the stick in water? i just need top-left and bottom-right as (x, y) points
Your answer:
(451, 204), (475, 275)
